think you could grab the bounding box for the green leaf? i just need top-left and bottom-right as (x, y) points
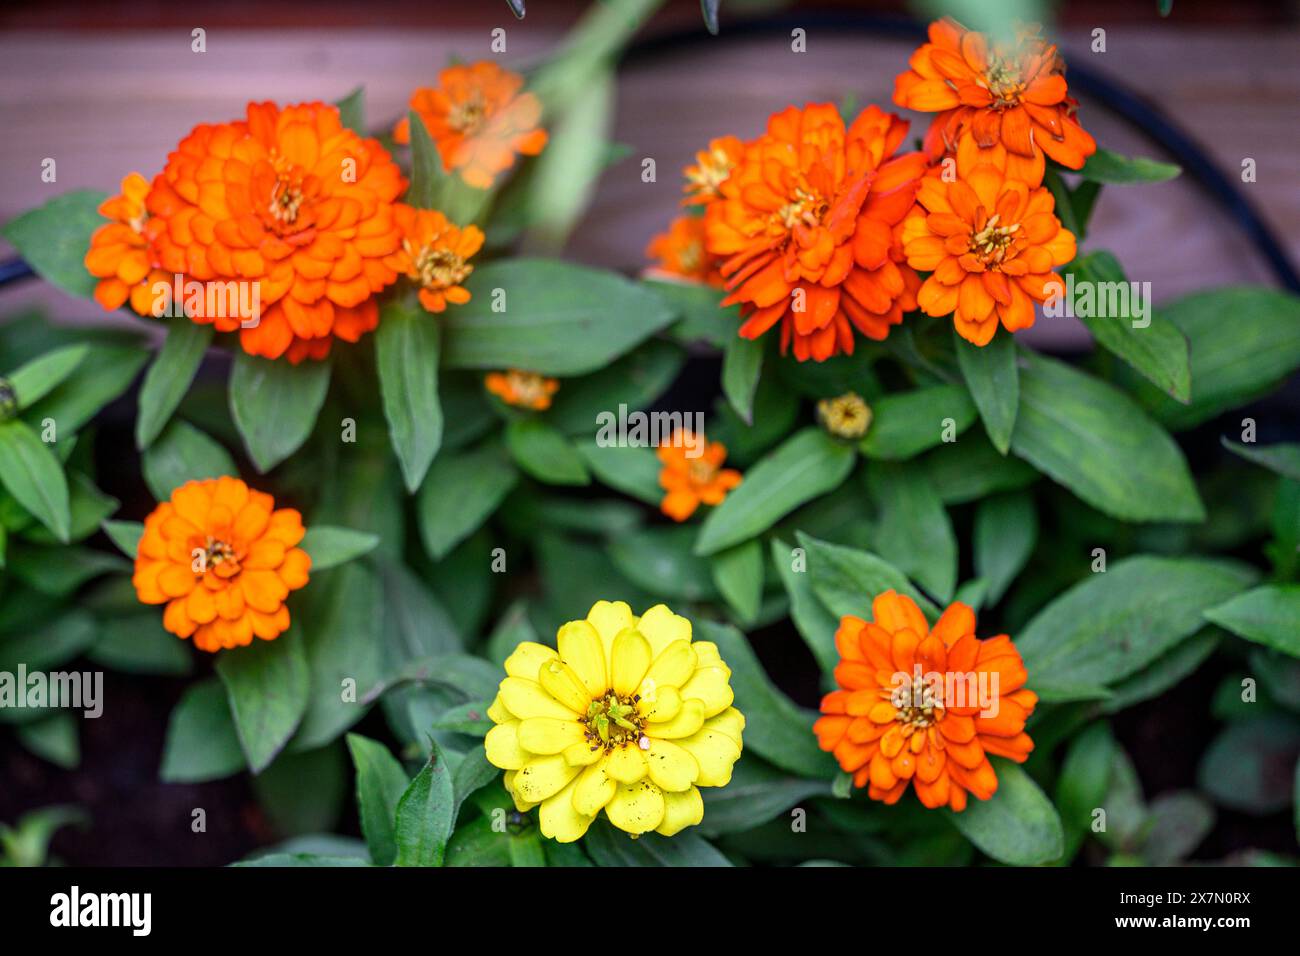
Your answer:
(648, 279), (738, 348)
(1197, 715), (1300, 815)
(1054, 721), (1116, 860)
(102, 520), (144, 559)
(416, 443), (518, 560)
(697, 620), (836, 779)
(135, 320), (213, 449)
(609, 525), (718, 601)
(1132, 287), (1300, 430)
(1102, 629), (1219, 715)
(160, 680), (247, 782)
(1223, 438), (1300, 482)
(1018, 555), (1258, 695)
(5, 344), (89, 410)
(88, 612), (192, 675)
(215, 630), (309, 774)
(1010, 349), (1203, 522)
(544, 339), (683, 435)
(346, 733), (411, 866)
(141, 419), (237, 501)
(946, 760), (1064, 865)
(577, 441), (661, 505)
(0, 420), (70, 542)
(505, 419), (590, 485)
(442, 259), (676, 376)
(721, 334), (763, 425)
(1205, 585), (1300, 657)
(229, 353), (331, 472)
(20, 343), (148, 435)
(0, 611), (95, 674)
(697, 428), (855, 555)
(711, 538), (763, 624)
(860, 383), (977, 461)
(301, 525), (380, 571)
(375, 301), (443, 493)
(924, 434), (1037, 504)
(771, 537), (841, 675)
(1078, 147), (1181, 185)
(406, 112), (491, 225)
(583, 819), (732, 866)
(394, 743), (456, 866)
(699, 756), (832, 837)
(1, 190), (107, 297)
(973, 491), (1038, 606)
(955, 330), (1017, 454)
(867, 461), (957, 603)
(1142, 792), (1214, 864)
(15, 713), (79, 769)
(22, 471), (116, 545)
(1065, 251), (1191, 401)
(797, 532), (940, 622)
(335, 86), (365, 136)
(4, 545), (125, 599)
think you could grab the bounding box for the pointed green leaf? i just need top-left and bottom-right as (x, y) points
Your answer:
(301, 525), (380, 571)
(394, 743), (456, 866)
(1, 190), (107, 297)
(215, 629), (310, 774)
(1205, 585), (1300, 657)
(346, 733), (411, 866)
(947, 760), (1064, 865)
(230, 353), (331, 472)
(376, 300), (443, 492)
(955, 329), (1017, 454)
(141, 419), (237, 501)
(136, 319), (213, 449)
(0, 420), (70, 542)
(5, 344), (88, 411)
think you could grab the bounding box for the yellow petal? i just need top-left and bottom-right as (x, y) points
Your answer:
(538, 775), (595, 843)
(677, 728), (741, 787)
(498, 677), (579, 720)
(656, 786), (705, 837)
(642, 639), (698, 693)
(563, 741), (602, 767)
(606, 744), (648, 784)
(585, 600), (635, 664)
(645, 738), (699, 792)
(503, 772), (538, 812)
(538, 659), (592, 714)
(557, 620), (607, 697)
(704, 706), (746, 748)
(512, 754), (581, 804)
(573, 758), (617, 816)
(484, 720), (529, 770)
(647, 697), (705, 738)
(636, 604), (692, 657)
(680, 663), (734, 718)
(486, 694), (511, 723)
(605, 779), (667, 835)
(517, 717), (586, 755)
(692, 640), (722, 665)
(504, 640), (557, 680)
(641, 684), (683, 723)
(610, 627), (652, 696)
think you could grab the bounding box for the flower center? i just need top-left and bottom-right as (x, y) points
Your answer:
(505, 370), (549, 406)
(447, 95), (487, 135)
(409, 242), (472, 290)
(969, 213), (1020, 267)
(677, 238), (704, 274)
(204, 536), (238, 568)
(818, 392), (872, 439)
(687, 147), (736, 197)
(896, 701), (943, 731)
(778, 187), (828, 230)
(688, 458), (719, 485)
(983, 54), (1026, 108)
(583, 691), (648, 753)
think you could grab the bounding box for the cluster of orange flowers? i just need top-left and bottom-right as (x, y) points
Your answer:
(86, 63), (546, 363)
(647, 18), (1092, 357)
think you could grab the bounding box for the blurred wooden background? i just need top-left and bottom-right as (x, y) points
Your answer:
(1, 0), (1297, 348)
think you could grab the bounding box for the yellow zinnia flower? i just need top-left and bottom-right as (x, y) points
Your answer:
(485, 601), (745, 842)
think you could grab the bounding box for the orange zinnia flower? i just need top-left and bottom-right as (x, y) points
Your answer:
(683, 135), (744, 206)
(657, 430), (742, 522)
(384, 205), (484, 313)
(485, 369), (560, 411)
(705, 104), (927, 362)
(393, 61), (548, 189)
(894, 18), (1096, 183)
(901, 143), (1076, 345)
(84, 172), (171, 316)
(645, 215), (725, 288)
(145, 101), (406, 363)
(814, 590), (1037, 811)
(132, 477), (311, 653)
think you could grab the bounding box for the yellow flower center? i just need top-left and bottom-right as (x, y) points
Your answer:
(983, 54), (1026, 108)
(505, 370), (550, 407)
(677, 238), (704, 275)
(688, 457), (719, 486)
(778, 186), (828, 230)
(818, 392), (873, 439)
(447, 94), (487, 135)
(583, 691), (648, 753)
(410, 242), (472, 290)
(969, 213), (1020, 267)
(203, 536), (237, 568)
(687, 146), (736, 197)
